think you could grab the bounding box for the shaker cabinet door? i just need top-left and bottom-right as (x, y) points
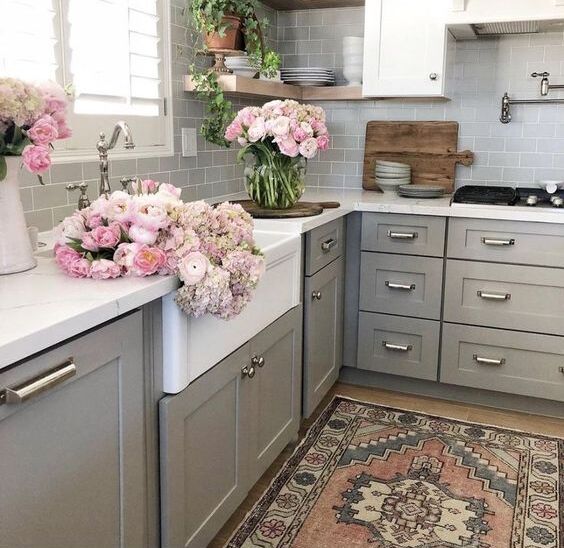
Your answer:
(303, 257), (345, 418)
(0, 312), (148, 548)
(248, 306), (303, 486)
(363, 0), (449, 97)
(159, 344), (252, 548)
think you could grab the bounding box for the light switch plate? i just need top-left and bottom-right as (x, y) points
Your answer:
(181, 128), (197, 157)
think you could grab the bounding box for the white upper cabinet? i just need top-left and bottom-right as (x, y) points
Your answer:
(362, 0), (449, 97)
(447, 0), (564, 23)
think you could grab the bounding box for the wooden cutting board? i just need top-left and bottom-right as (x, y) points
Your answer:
(362, 121), (474, 193)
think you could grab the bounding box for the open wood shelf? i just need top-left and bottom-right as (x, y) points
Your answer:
(262, 0), (363, 10)
(184, 74), (364, 102)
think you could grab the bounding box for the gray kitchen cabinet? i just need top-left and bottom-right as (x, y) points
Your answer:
(160, 306), (302, 548)
(0, 312), (149, 548)
(303, 256), (345, 418)
(248, 306), (303, 485)
(159, 344), (252, 548)
(306, 218), (345, 275)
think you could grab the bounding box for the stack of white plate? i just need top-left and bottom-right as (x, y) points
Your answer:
(375, 160), (411, 193)
(225, 55), (258, 78)
(398, 184), (445, 198)
(280, 68), (335, 87)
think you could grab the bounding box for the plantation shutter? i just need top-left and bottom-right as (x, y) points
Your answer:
(0, 0), (59, 81)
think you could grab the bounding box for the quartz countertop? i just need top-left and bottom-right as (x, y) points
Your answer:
(3, 187), (564, 371)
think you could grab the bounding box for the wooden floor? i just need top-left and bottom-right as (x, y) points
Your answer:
(209, 382), (564, 547)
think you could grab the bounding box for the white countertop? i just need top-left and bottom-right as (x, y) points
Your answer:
(2, 187), (564, 371)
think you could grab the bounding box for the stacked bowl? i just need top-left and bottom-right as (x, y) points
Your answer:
(225, 55), (258, 78)
(375, 160), (411, 193)
(342, 36), (364, 86)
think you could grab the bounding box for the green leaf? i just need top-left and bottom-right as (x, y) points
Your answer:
(0, 156), (6, 182)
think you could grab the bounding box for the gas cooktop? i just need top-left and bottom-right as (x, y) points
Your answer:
(453, 185), (564, 208)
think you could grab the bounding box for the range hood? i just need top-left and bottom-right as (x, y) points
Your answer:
(449, 19), (564, 39)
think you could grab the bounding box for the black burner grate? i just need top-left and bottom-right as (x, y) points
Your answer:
(453, 185), (519, 205)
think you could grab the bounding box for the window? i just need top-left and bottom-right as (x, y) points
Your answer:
(0, 0), (173, 161)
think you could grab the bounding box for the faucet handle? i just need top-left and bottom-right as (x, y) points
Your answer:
(66, 182), (91, 210)
(120, 176), (136, 194)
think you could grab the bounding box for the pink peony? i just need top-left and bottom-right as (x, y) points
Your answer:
(133, 197), (169, 231)
(55, 244), (81, 271)
(129, 224), (158, 245)
(89, 223), (121, 249)
(81, 231), (100, 252)
(316, 134), (330, 151)
(248, 117), (266, 142)
(131, 245), (166, 277)
(225, 119), (243, 141)
(292, 126), (308, 143)
(237, 136), (248, 146)
(67, 257), (91, 278)
(178, 251), (210, 285)
(21, 144), (51, 175)
(41, 81), (69, 114)
(277, 136), (299, 158)
(114, 242), (142, 270)
(106, 191), (133, 222)
(52, 110), (72, 139)
(299, 137), (319, 159)
(158, 183), (182, 200)
(240, 107), (257, 127)
(270, 116), (291, 138)
(90, 259), (121, 279)
(28, 115), (58, 145)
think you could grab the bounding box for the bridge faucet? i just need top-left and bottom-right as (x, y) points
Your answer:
(96, 121), (135, 196)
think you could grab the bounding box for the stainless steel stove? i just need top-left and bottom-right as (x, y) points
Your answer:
(453, 185), (564, 208)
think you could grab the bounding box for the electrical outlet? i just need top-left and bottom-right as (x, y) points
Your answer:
(181, 128), (197, 157)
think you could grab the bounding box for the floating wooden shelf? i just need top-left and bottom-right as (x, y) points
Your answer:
(184, 74), (364, 102)
(262, 0), (363, 10)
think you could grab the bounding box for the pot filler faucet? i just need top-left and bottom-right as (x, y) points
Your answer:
(96, 121), (135, 196)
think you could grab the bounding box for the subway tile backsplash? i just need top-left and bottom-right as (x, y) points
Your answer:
(19, 4), (564, 230)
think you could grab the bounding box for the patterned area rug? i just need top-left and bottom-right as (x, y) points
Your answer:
(227, 396), (563, 548)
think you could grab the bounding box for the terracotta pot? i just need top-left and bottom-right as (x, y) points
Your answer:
(205, 15), (244, 51)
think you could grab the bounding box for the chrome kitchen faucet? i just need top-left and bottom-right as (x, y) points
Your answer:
(96, 121), (135, 196)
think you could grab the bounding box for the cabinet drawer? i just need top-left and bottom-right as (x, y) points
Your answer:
(305, 218), (345, 276)
(444, 259), (564, 336)
(360, 253), (443, 319)
(362, 213), (445, 257)
(441, 323), (564, 402)
(448, 217), (564, 267)
(358, 312), (439, 380)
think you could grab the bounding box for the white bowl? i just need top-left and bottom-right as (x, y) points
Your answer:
(376, 160), (411, 168)
(377, 181), (405, 193)
(376, 177), (411, 186)
(231, 68), (258, 78)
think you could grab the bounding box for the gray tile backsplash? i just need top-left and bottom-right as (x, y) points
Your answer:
(279, 8), (564, 191)
(19, 4), (564, 230)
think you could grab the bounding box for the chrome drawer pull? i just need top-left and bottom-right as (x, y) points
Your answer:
(382, 342), (412, 352)
(473, 354), (506, 366)
(386, 281), (416, 291)
(241, 364), (256, 379)
(0, 359), (76, 406)
(481, 237), (515, 247)
(251, 355), (265, 368)
(559, 367), (564, 374)
(321, 238), (337, 253)
(387, 230), (418, 240)
(312, 290), (322, 300)
(477, 291), (511, 301)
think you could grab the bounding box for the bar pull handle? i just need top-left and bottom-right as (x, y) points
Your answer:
(386, 281), (416, 291)
(0, 359), (76, 405)
(473, 354), (506, 366)
(321, 238), (337, 253)
(481, 237), (515, 247)
(477, 290), (511, 301)
(387, 230), (418, 240)
(382, 342), (412, 352)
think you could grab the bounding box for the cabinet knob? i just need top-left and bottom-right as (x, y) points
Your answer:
(241, 365), (255, 378)
(429, 72), (439, 81)
(312, 291), (322, 301)
(252, 355), (265, 368)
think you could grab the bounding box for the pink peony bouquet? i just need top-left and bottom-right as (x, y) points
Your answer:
(55, 180), (264, 320)
(0, 78), (72, 182)
(224, 100), (330, 209)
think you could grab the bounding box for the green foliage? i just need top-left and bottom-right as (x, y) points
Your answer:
(187, 0), (281, 147)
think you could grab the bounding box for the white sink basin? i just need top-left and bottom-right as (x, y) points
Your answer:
(161, 230), (302, 394)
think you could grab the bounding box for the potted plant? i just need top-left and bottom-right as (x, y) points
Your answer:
(0, 78), (71, 274)
(188, 0), (280, 146)
(225, 100), (330, 209)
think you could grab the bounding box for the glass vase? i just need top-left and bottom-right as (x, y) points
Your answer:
(244, 152), (306, 209)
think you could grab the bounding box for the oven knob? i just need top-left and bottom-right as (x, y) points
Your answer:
(551, 196), (563, 207)
(526, 195), (538, 206)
